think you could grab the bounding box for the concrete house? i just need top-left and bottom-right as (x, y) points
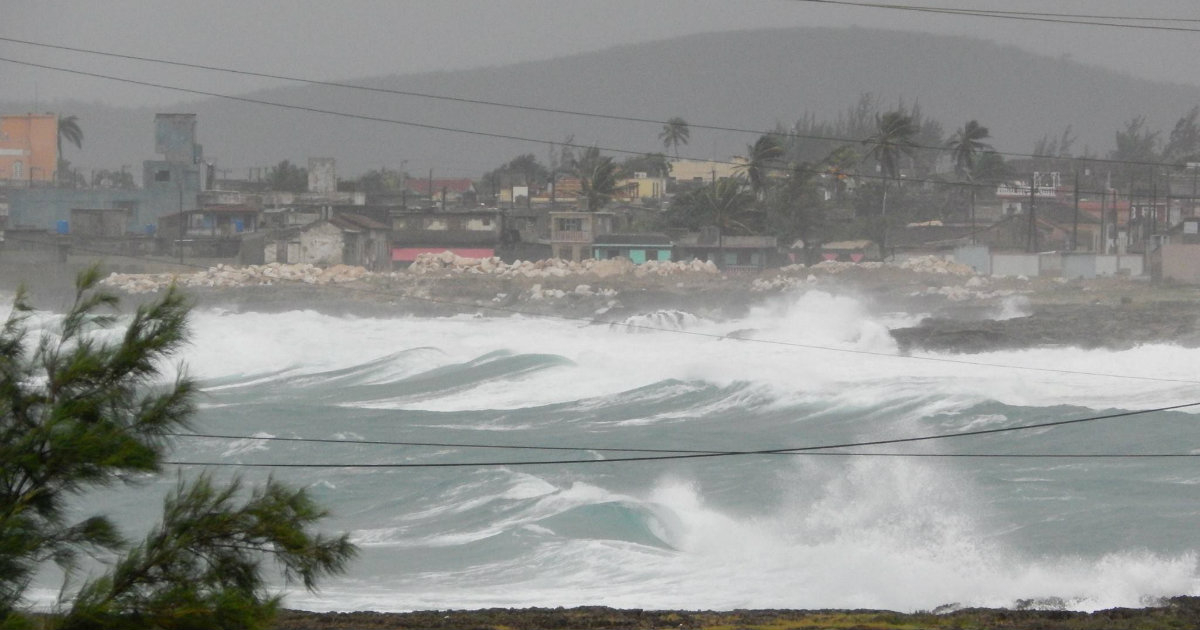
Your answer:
(258, 212), (390, 270)
(8, 113), (205, 234)
(549, 210), (615, 261)
(592, 233), (673, 263)
(391, 208), (505, 264)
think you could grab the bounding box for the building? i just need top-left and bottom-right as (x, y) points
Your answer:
(7, 114), (205, 234)
(674, 229), (778, 271)
(406, 178), (477, 206)
(592, 233), (673, 263)
(615, 173), (668, 204)
(391, 208), (506, 264)
(549, 210), (615, 261)
(0, 114), (57, 185)
(257, 212), (390, 270)
(669, 158), (742, 185)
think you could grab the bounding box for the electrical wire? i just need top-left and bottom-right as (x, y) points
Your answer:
(0, 37), (1194, 173)
(162, 401), (1200, 468)
(791, 0), (1200, 32)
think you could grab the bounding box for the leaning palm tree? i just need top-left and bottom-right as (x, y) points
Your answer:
(737, 134), (785, 200)
(573, 147), (619, 212)
(861, 110), (917, 217)
(57, 115), (83, 185)
(696, 177), (757, 265)
(946, 120), (993, 242)
(659, 117), (690, 158)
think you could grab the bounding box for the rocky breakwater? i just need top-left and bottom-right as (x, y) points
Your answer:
(407, 250), (720, 279)
(96, 253), (726, 317)
(100, 262), (372, 294)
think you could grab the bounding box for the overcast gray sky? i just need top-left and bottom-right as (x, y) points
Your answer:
(4, 0), (1200, 108)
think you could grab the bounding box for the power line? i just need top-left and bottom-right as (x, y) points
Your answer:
(5, 51), (1194, 204)
(791, 0), (1200, 33)
(10, 232), (1200, 387)
(164, 400), (1200, 468)
(0, 37), (1193, 173)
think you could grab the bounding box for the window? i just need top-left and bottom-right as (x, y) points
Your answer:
(606, 248), (620, 259)
(12, 161), (22, 179)
(155, 170), (171, 182)
(644, 249), (657, 260)
(557, 218), (583, 232)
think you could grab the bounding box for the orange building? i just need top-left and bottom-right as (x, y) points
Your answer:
(0, 114), (58, 183)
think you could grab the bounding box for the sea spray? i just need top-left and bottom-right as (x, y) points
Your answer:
(30, 290), (1200, 612)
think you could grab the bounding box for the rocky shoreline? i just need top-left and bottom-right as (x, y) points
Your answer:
(7, 254), (1200, 352)
(270, 598), (1200, 630)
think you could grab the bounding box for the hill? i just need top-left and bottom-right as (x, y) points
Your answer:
(4, 27), (1199, 180)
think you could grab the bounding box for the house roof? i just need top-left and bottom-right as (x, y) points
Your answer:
(592, 233), (673, 246)
(200, 204), (259, 214)
(331, 212), (390, 232)
(407, 178), (476, 195)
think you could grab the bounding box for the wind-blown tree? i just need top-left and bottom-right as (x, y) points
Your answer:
(56, 115), (83, 186)
(1163, 106), (1200, 164)
(766, 162), (825, 264)
(737, 134), (785, 200)
(861, 110), (918, 217)
(619, 152), (671, 179)
(572, 147), (619, 211)
(659, 117), (690, 158)
(694, 177), (758, 260)
(0, 269), (355, 629)
(947, 120), (993, 240)
(266, 159), (308, 193)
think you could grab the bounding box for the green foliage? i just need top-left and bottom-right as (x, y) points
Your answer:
(737, 135), (785, 199)
(266, 160), (309, 193)
(572, 147), (619, 212)
(63, 475), (355, 630)
(862, 110), (918, 181)
(618, 153), (671, 178)
(0, 268), (355, 628)
(483, 154), (550, 189)
(659, 117), (690, 158)
(690, 177), (759, 236)
(351, 168), (408, 193)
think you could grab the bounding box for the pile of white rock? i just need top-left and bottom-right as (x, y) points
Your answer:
(408, 251), (720, 279)
(781, 255), (976, 276)
(100, 263), (371, 294)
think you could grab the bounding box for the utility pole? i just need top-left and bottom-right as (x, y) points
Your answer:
(177, 175), (184, 265)
(428, 168), (434, 210)
(1027, 173), (1037, 252)
(1072, 168), (1080, 251)
(1128, 173), (1135, 255)
(1150, 166), (1158, 245)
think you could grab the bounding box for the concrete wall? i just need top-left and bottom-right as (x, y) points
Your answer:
(1094, 255), (1119, 276)
(1160, 243), (1200, 283)
(154, 114), (198, 163)
(1119, 255), (1144, 276)
(953, 245), (991, 274)
(991, 253), (1040, 277)
(296, 222), (344, 265)
(308, 158), (337, 194)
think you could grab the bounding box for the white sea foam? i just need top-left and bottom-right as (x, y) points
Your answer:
(27, 289), (1200, 613)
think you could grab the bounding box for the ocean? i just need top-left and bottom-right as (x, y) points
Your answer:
(20, 289), (1200, 612)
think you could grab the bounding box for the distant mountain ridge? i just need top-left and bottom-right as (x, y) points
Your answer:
(4, 27), (1199, 181)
